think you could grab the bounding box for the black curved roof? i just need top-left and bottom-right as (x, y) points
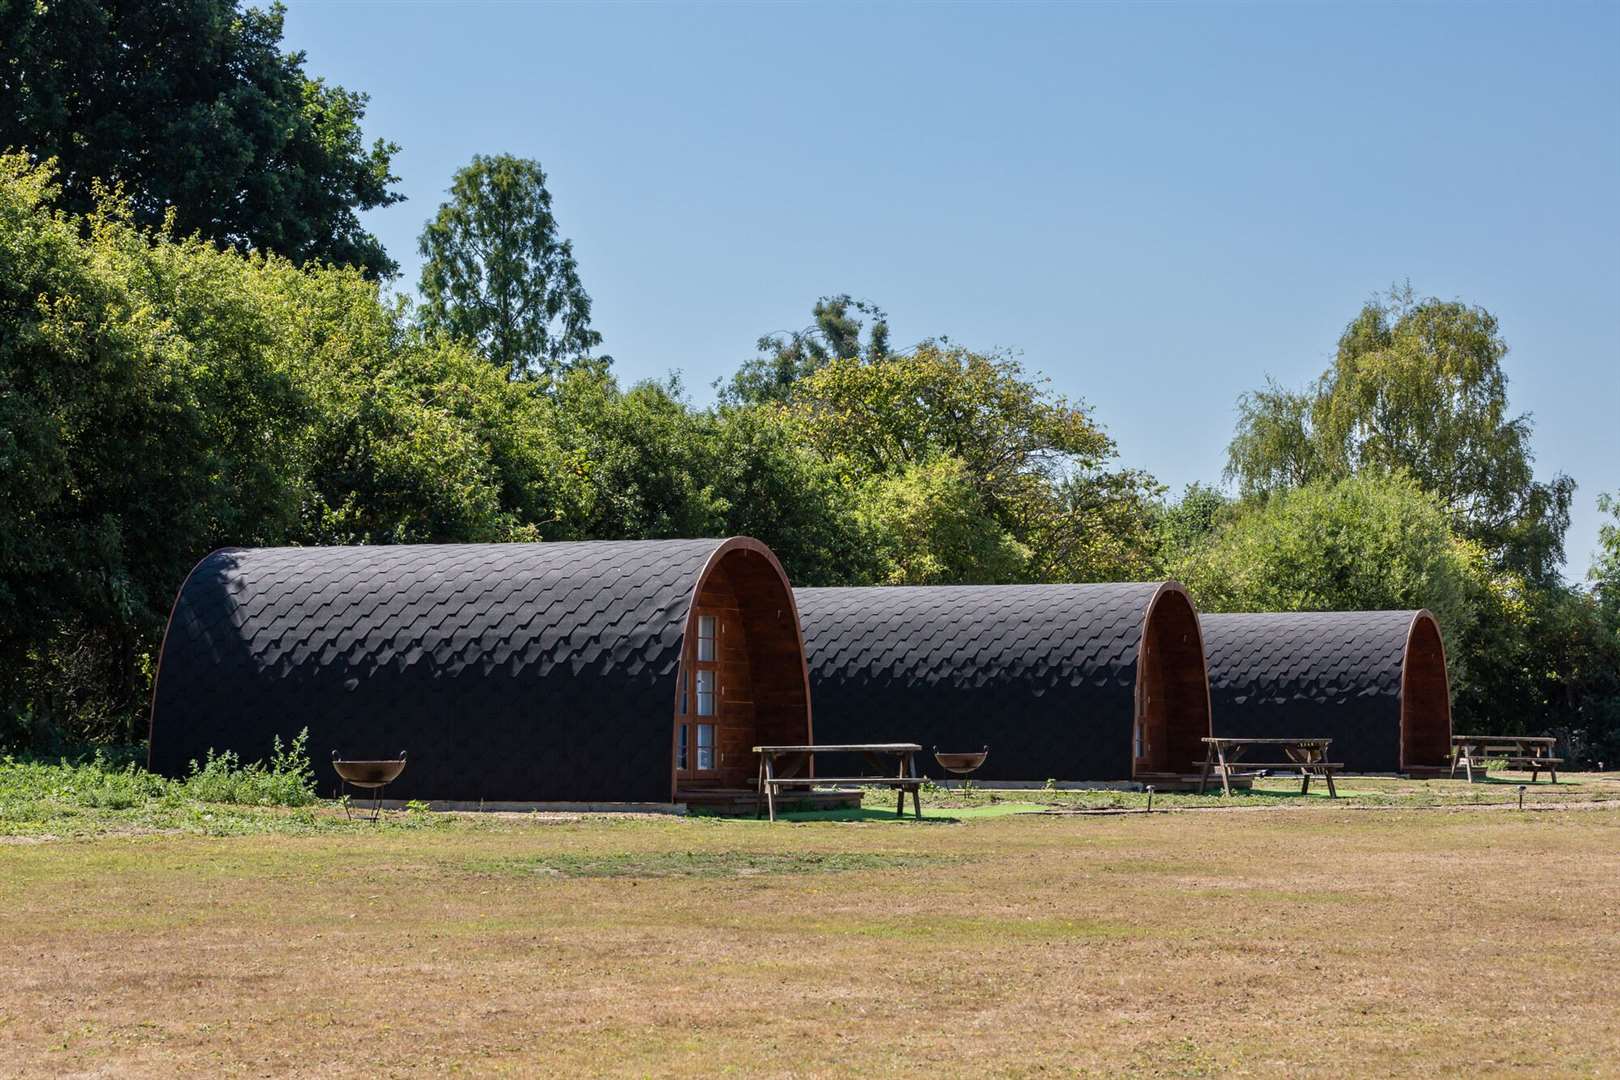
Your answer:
(1201, 610), (1420, 771)
(149, 539), (740, 802)
(795, 583), (1167, 781)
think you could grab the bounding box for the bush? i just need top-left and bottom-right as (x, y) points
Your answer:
(180, 729), (317, 807)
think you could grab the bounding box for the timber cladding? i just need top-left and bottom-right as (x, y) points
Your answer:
(147, 538), (810, 803)
(1200, 610), (1453, 773)
(794, 582), (1211, 782)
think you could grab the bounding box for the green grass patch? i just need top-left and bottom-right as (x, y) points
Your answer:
(0, 733), (454, 839)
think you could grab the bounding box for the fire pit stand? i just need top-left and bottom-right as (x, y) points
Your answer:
(331, 751), (408, 822)
(934, 746), (989, 791)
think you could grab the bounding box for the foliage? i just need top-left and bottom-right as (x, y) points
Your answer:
(0, 0), (402, 277)
(417, 154), (604, 379)
(1592, 493), (1620, 626)
(702, 404), (878, 586)
(1153, 484), (1232, 571)
(545, 371), (724, 539)
(1226, 285), (1573, 582)
(786, 343), (1161, 583)
(0, 742), (451, 839)
(0, 154), (308, 742)
(853, 457), (1029, 585)
(722, 294), (890, 405)
(180, 728), (317, 807)
(0, 730), (311, 829)
(1173, 473), (1499, 660)
(0, 154), (576, 746)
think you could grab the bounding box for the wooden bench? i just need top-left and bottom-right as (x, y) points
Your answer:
(1450, 736), (1560, 783)
(1197, 737), (1340, 798)
(753, 744), (924, 822)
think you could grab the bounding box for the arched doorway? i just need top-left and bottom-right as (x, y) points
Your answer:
(1133, 583), (1212, 779)
(1400, 611), (1452, 771)
(671, 539), (811, 797)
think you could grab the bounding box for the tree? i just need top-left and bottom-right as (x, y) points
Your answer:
(721, 294), (890, 405)
(703, 405), (878, 586)
(1171, 473), (1497, 646)
(1225, 379), (1324, 496)
(1592, 492), (1620, 624)
(1, 154), (308, 745)
(853, 458), (1028, 586)
(1153, 484), (1232, 572)
(1226, 286), (1573, 581)
(0, 0), (402, 276)
(417, 154), (604, 380)
(786, 344), (1161, 583)
(0, 153), (587, 750)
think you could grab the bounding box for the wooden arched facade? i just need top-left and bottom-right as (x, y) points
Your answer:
(795, 582), (1212, 782)
(1200, 610), (1453, 773)
(148, 537), (811, 803)
(670, 541), (815, 797)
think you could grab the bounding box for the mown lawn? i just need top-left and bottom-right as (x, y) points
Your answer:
(2, 776), (1618, 1077)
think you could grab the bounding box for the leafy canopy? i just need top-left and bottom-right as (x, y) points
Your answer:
(0, 0), (403, 276)
(1172, 472), (1498, 655)
(722, 294), (890, 406)
(1593, 493), (1620, 628)
(785, 343), (1161, 583)
(417, 154), (604, 380)
(1226, 285), (1572, 582)
(0, 153), (579, 746)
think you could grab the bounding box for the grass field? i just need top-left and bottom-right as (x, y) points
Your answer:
(3, 774), (1618, 1077)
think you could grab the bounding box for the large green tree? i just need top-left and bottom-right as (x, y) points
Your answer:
(417, 154), (604, 380)
(1171, 473), (1498, 651)
(0, 0), (402, 276)
(786, 344), (1161, 583)
(722, 294), (890, 405)
(1227, 286), (1573, 582)
(0, 154), (580, 749)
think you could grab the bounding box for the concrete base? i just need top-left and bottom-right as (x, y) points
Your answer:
(355, 798), (687, 815)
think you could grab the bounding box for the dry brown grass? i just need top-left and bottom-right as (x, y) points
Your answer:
(2, 797), (1618, 1077)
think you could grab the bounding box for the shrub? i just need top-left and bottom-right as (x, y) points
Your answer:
(179, 729), (317, 807)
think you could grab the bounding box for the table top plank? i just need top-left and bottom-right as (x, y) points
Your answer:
(764, 776), (927, 785)
(753, 743), (923, 754)
(1451, 735), (1556, 745)
(1201, 737), (1332, 746)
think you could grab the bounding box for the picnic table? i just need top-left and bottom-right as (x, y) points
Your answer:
(1197, 737), (1340, 798)
(1449, 735), (1560, 783)
(753, 743), (924, 822)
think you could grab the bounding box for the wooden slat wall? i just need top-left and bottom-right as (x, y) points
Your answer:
(1139, 588), (1211, 777)
(1401, 614), (1452, 769)
(694, 571), (757, 788)
(675, 548), (811, 791)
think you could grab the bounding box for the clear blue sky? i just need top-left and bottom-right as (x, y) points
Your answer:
(282, 1), (1619, 578)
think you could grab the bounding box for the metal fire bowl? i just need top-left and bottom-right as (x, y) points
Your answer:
(332, 757), (407, 788)
(934, 748), (989, 776)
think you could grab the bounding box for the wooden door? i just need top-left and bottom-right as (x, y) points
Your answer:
(675, 609), (722, 782)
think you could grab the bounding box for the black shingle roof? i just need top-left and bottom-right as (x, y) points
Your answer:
(1201, 611), (1420, 772)
(148, 540), (742, 802)
(795, 583), (1174, 781)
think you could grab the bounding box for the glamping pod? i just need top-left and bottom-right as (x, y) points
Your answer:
(1200, 610), (1452, 774)
(795, 582), (1211, 782)
(148, 538), (811, 803)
